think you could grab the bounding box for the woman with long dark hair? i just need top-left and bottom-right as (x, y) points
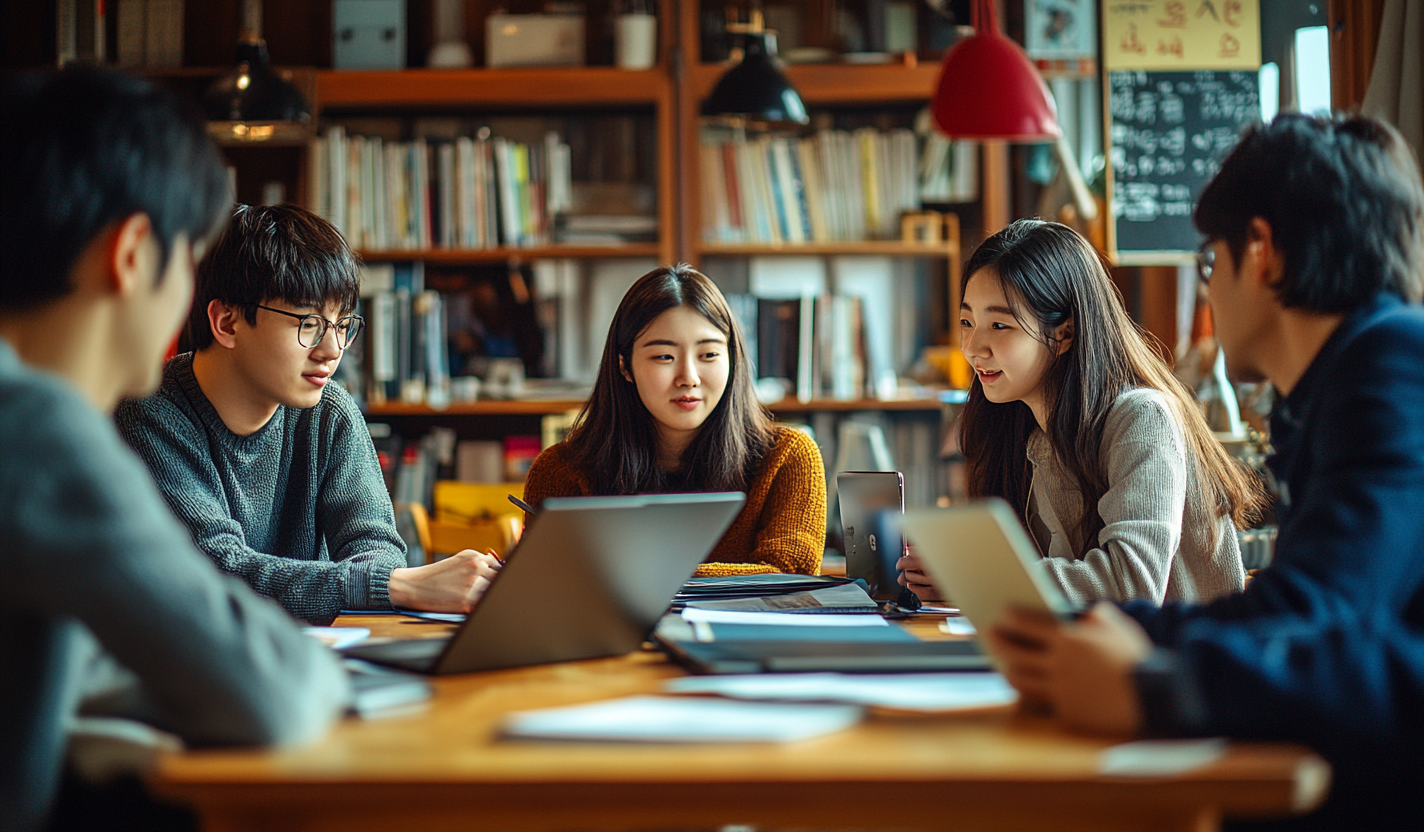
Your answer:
(902, 220), (1264, 604)
(523, 264), (826, 576)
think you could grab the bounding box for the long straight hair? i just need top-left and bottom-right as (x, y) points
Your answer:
(564, 264), (777, 494)
(959, 220), (1264, 550)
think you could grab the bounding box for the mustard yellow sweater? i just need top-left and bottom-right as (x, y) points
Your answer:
(523, 427), (826, 576)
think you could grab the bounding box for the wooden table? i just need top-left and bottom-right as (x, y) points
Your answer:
(150, 615), (1329, 832)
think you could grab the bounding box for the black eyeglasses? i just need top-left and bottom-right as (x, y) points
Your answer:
(1196, 243), (1217, 285)
(254, 304), (365, 350)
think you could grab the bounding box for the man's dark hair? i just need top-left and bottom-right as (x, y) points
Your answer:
(190, 203), (361, 351)
(1195, 114), (1424, 312)
(0, 66), (231, 312)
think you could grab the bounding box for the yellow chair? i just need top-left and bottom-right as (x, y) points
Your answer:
(427, 481), (526, 561)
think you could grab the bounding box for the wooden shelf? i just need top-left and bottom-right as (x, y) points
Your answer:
(768, 397), (947, 412)
(316, 68), (668, 110)
(358, 245), (661, 264)
(700, 241), (959, 257)
(690, 62), (939, 105)
(365, 397), (947, 417)
(367, 400), (586, 417)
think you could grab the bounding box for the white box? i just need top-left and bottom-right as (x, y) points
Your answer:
(334, 0), (406, 70)
(485, 14), (585, 68)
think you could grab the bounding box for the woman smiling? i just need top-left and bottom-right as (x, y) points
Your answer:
(522, 264), (826, 576)
(900, 220), (1265, 605)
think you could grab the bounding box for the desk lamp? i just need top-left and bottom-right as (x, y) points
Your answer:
(702, 9), (809, 128)
(202, 0), (311, 145)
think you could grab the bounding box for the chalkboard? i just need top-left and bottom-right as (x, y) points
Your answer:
(1107, 70), (1260, 259)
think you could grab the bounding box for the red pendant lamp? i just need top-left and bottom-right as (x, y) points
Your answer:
(932, 0), (1060, 141)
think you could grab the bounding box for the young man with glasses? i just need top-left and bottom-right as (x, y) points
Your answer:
(990, 115), (1424, 829)
(116, 204), (501, 625)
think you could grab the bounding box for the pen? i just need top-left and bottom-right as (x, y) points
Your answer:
(508, 494), (537, 515)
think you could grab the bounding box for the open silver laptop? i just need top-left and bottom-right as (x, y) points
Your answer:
(345, 492), (745, 675)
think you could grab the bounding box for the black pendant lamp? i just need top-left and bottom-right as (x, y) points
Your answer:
(702, 10), (809, 128)
(202, 0), (311, 144)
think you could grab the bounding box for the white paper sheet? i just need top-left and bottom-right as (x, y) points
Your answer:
(665, 672), (1018, 712)
(502, 695), (864, 742)
(302, 627), (371, 649)
(1099, 739), (1228, 777)
(938, 617), (978, 635)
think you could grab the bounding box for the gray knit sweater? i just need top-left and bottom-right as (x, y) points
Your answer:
(0, 339), (349, 832)
(115, 353), (406, 625)
(1025, 387), (1245, 605)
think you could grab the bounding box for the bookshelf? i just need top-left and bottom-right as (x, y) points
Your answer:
(114, 1), (990, 509)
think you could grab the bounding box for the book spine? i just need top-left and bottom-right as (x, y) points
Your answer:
(327, 126), (347, 234)
(796, 292), (815, 403)
(438, 143), (456, 248)
(307, 137), (326, 219)
(722, 142), (744, 241)
(345, 136), (365, 248)
(494, 138), (521, 246)
(698, 141), (719, 242)
(858, 129), (882, 239)
(798, 138), (826, 243)
(370, 291), (396, 404)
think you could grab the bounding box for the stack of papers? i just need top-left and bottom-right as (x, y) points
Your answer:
(675, 573), (857, 603)
(683, 583), (879, 615)
(666, 673), (1019, 712)
(502, 695), (863, 742)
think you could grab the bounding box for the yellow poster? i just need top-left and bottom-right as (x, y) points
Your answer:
(1103, 0), (1261, 71)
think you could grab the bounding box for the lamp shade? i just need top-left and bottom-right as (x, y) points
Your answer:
(203, 39), (310, 123)
(702, 33), (809, 126)
(931, 5), (1059, 141)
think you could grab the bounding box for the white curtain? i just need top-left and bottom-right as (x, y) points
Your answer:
(1362, 0), (1424, 161)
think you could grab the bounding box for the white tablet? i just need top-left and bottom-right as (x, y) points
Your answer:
(900, 500), (1077, 660)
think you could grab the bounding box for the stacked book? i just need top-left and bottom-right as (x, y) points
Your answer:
(729, 292), (870, 403)
(359, 263), (453, 408)
(309, 127), (573, 251)
(698, 128), (921, 244)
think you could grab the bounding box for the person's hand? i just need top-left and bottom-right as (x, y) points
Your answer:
(388, 549), (504, 613)
(988, 602), (1151, 737)
(896, 545), (942, 603)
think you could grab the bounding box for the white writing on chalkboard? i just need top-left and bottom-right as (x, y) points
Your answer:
(1109, 70), (1259, 253)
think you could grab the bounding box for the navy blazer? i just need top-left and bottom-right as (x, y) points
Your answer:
(1123, 293), (1424, 831)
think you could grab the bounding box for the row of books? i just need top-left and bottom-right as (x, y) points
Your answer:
(698, 128), (922, 245)
(308, 127), (574, 251)
(354, 263), (458, 408)
(728, 293), (872, 403)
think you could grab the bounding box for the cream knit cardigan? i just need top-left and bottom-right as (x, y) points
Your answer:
(1025, 387), (1245, 605)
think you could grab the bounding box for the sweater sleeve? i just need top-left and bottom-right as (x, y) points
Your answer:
(116, 395), (392, 625)
(315, 390), (408, 603)
(1039, 392), (1188, 604)
(733, 429), (826, 576)
(4, 389), (350, 748)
